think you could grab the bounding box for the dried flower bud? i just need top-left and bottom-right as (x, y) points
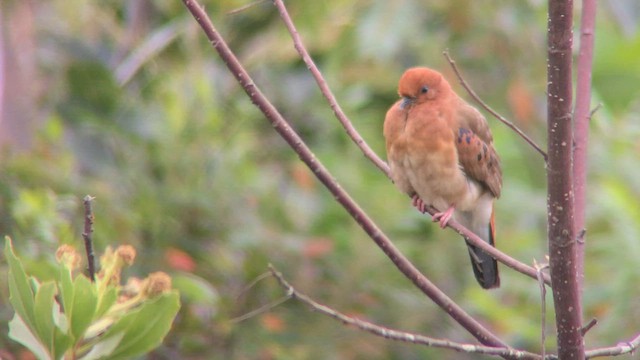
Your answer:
(115, 245), (136, 266)
(141, 272), (172, 298)
(55, 244), (81, 270)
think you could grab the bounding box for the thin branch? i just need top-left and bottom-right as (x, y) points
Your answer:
(226, 0), (268, 15)
(585, 332), (640, 358)
(573, 0), (596, 296)
(82, 195), (96, 282)
(236, 271), (272, 300)
(443, 51), (548, 161)
(535, 261), (550, 359)
(580, 318), (597, 337)
(229, 295), (291, 323)
(425, 205), (551, 286)
(547, 1), (584, 358)
(268, 265), (549, 360)
(272, 0), (391, 177)
(181, 0), (512, 350)
(272, 0), (548, 286)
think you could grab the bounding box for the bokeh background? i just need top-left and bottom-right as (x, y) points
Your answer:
(1, 0), (639, 359)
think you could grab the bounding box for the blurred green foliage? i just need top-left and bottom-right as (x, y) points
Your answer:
(1, 0), (639, 359)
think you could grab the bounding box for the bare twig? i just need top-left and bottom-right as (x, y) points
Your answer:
(585, 332), (640, 358)
(547, 1), (584, 358)
(236, 271), (272, 300)
(580, 318), (597, 337)
(181, 0), (512, 350)
(268, 265), (548, 359)
(573, 0), (596, 295)
(535, 261), (550, 359)
(272, 0), (391, 177)
(226, 0), (268, 15)
(82, 195), (96, 282)
(229, 295), (290, 323)
(443, 51), (548, 161)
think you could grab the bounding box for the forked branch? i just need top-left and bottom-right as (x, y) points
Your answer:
(269, 264), (547, 360)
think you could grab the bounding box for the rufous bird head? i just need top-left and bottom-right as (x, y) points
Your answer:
(397, 67), (451, 109)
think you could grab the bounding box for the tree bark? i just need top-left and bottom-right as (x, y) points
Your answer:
(546, 0), (584, 358)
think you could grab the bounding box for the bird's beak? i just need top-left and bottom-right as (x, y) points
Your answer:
(400, 96), (415, 110)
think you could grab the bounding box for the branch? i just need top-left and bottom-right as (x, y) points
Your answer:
(181, 0), (511, 350)
(585, 332), (640, 358)
(272, 0), (391, 177)
(428, 205), (551, 286)
(535, 261), (550, 359)
(271, 0), (548, 286)
(82, 195), (96, 282)
(269, 265), (548, 360)
(572, 0), (596, 295)
(443, 51), (548, 161)
(546, 1), (584, 359)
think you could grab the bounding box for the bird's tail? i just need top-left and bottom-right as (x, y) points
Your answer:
(458, 207), (500, 289)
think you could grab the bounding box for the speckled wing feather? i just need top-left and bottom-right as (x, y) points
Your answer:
(454, 100), (502, 198)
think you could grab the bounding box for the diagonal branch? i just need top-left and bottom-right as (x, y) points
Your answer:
(181, 0), (512, 350)
(272, 0), (391, 176)
(271, 0), (549, 286)
(443, 51), (548, 161)
(269, 264), (548, 360)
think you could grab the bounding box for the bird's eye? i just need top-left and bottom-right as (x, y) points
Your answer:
(420, 86), (429, 94)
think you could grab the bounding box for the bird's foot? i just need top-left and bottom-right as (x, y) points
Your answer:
(432, 205), (455, 228)
(411, 195), (427, 213)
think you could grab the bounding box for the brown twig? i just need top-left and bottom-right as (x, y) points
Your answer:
(272, 0), (391, 177)
(443, 51), (548, 161)
(82, 195), (96, 282)
(272, 0), (548, 287)
(580, 318), (597, 337)
(269, 264), (548, 359)
(181, 0), (511, 350)
(585, 332), (640, 358)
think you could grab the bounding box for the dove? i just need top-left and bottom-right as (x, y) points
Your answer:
(383, 67), (503, 288)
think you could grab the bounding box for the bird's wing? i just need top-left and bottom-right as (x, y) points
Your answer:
(454, 100), (503, 198)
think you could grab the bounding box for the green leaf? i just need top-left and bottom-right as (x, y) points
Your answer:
(172, 272), (218, 306)
(5, 237), (38, 339)
(79, 332), (124, 360)
(8, 314), (52, 360)
(101, 291), (180, 359)
(70, 275), (98, 339)
(58, 263), (75, 319)
(33, 282), (57, 352)
(94, 286), (117, 319)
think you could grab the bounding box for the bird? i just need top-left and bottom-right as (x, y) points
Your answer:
(383, 67), (503, 289)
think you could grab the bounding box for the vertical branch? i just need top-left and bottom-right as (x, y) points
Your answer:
(573, 0), (596, 294)
(546, 0), (584, 359)
(82, 195), (96, 281)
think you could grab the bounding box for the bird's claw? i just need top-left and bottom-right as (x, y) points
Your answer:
(432, 206), (455, 228)
(411, 195), (427, 214)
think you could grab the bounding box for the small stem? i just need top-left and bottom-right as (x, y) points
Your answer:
(443, 51), (548, 161)
(82, 195), (96, 282)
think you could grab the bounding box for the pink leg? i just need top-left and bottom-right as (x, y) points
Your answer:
(432, 205), (455, 228)
(411, 194), (427, 213)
